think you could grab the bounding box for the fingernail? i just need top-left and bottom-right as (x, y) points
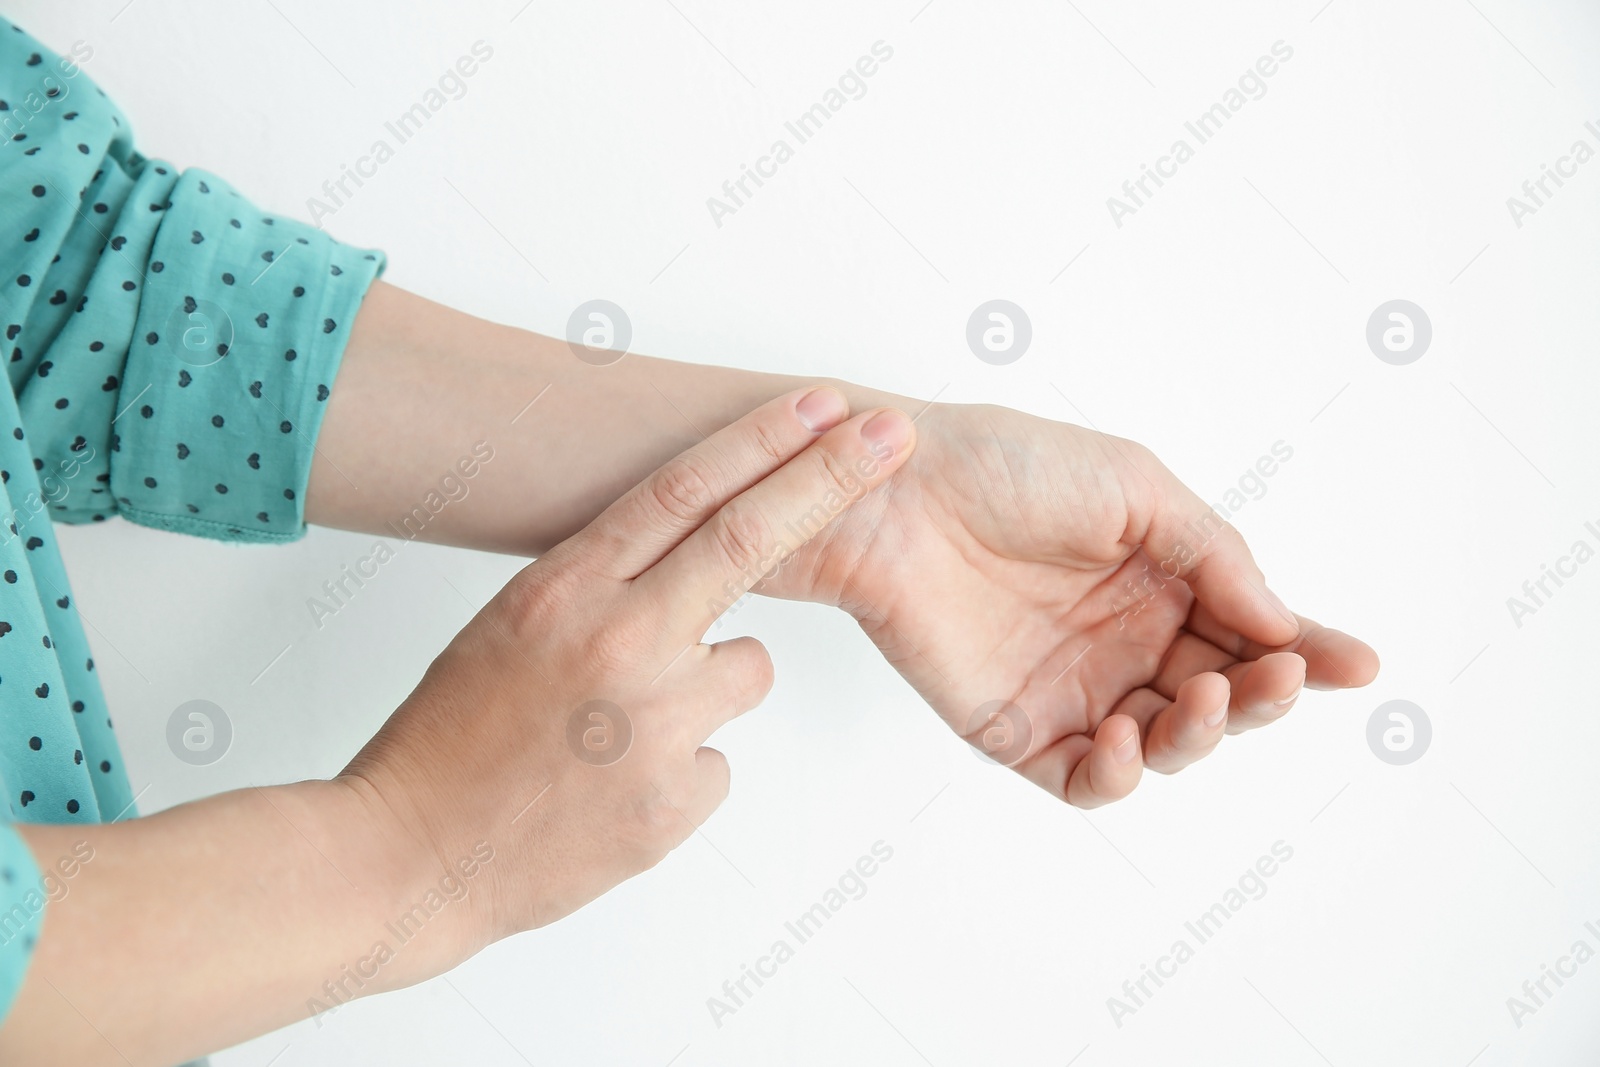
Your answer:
(1272, 688), (1301, 708)
(795, 387), (847, 432)
(861, 408), (913, 458)
(1113, 732), (1139, 764)
(1203, 702), (1229, 728)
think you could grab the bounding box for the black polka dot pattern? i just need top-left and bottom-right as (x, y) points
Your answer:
(0, 14), (386, 1007)
(5, 77), (383, 544)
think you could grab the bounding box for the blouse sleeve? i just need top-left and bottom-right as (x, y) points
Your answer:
(2, 19), (385, 542)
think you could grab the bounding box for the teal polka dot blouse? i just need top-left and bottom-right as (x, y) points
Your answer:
(0, 19), (384, 1022)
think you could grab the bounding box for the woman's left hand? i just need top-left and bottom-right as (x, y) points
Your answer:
(762, 402), (1380, 807)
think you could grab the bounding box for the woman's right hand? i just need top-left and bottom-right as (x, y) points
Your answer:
(0, 387), (915, 1067)
(341, 385), (917, 963)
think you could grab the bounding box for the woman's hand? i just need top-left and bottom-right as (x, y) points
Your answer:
(2, 386), (915, 1067)
(342, 386), (916, 949)
(762, 401), (1379, 807)
(315, 283), (1375, 812)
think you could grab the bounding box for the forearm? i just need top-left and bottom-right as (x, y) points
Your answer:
(307, 281), (912, 556)
(0, 780), (471, 1066)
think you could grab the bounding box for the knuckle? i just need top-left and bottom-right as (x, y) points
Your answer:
(501, 564), (573, 635)
(748, 418), (790, 464)
(631, 784), (690, 850)
(579, 624), (646, 679)
(812, 444), (869, 504)
(776, 449), (859, 546)
(648, 456), (719, 525)
(709, 503), (774, 577)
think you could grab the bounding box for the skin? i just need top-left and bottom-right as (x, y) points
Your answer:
(3, 388), (916, 1064)
(0, 282), (1378, 1063)
(312, 283), (1378, 802)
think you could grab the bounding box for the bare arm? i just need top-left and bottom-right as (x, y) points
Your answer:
(0, 391), (916, 1065)
(2, 781), (462, 1066)
(307, 280), (904, 555)
(308, 279), (1376, 811)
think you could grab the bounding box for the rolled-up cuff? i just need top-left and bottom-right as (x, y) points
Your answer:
(110, 168), (384, 543)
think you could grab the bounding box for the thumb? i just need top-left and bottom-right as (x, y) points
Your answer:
(1121, 443), (1299, 647)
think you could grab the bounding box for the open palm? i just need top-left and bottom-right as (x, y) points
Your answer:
(768, 403), (1379, 807)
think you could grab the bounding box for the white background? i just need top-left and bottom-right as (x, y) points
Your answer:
(13, 1), (1600, 1064)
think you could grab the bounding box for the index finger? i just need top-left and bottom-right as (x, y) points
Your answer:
(550, 386), (851, 580)
(637, 407), (917, 644)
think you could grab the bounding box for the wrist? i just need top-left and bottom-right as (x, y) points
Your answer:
(290, 776), (494, 992)
(818, 377), (920, 421)
(750, 381), (930, 612)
